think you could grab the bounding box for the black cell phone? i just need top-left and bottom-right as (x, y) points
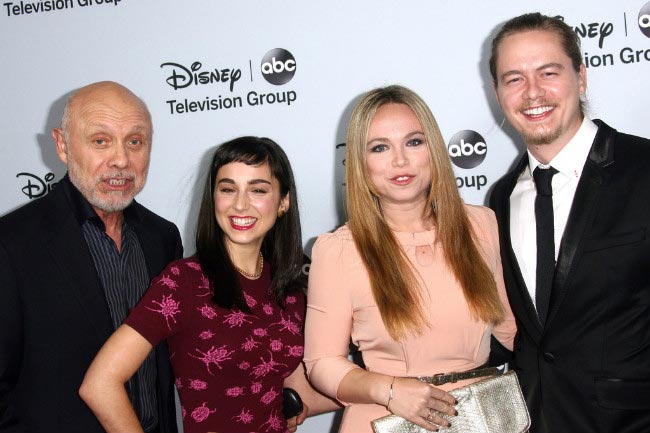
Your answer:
(282, 387), (304, 419)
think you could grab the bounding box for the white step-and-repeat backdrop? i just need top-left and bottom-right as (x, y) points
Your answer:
(2, 1), (650, 431)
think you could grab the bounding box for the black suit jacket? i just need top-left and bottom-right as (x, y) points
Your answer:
(489, 120), (650, 433)
(0, 178), (183, 433)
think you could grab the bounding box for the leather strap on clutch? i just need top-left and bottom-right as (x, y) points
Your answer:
(418, 366), (503, 386)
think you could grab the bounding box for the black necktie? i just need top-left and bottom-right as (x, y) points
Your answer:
(533, 166), (558, 326)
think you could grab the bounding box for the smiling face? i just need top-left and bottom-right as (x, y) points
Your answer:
(494, 29), (586, 161)
(365, 103), (432, 212)
(53, 82), (152, 217)
(214, 161), (289, 253)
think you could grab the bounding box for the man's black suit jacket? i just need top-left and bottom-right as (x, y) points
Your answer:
(0, 178), (183, 433)
(489, 120), (650, 433)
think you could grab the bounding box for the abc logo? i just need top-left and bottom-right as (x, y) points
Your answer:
(447, 130), (487, 169)
(639, 1), (650, 38)
(261, 48), (296, 85)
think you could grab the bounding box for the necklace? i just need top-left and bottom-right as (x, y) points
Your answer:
(234, 252), (264, 279)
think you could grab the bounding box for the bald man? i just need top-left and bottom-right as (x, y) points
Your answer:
(0, 82), (182, 433)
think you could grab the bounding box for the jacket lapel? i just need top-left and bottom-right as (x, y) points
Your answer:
(135, 219), (161, 280)
(499, 155), (545, 338)
(546, 120), (614, 325)
(130, 202), (167, 280)
(43, 189), (113, 341)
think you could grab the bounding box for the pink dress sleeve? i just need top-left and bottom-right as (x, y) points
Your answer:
(303, 231), (361, 402)
(469, 206), (516, 351)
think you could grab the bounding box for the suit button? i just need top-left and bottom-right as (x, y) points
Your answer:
(543, 352), (555, 363)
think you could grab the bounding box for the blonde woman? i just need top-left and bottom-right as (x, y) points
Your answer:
(304, 85), (516, 432)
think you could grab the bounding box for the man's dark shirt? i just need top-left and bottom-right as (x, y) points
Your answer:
(65, 176), (158, 431)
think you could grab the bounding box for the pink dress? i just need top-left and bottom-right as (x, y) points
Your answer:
(125, 257), (305, 433)
(304, 205), (516, 433)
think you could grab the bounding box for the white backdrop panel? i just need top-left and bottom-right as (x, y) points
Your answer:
(2, 1), (650, 431)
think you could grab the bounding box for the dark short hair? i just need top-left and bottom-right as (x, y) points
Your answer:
(195, 136), (303, 310)
(489, 12), (583, 84)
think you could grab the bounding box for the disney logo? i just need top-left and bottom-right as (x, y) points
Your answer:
(161, 61), (242, 92)
(17, 172), (58, 199)
(557, 15), (614, 49)
(574, 21), (613, 49)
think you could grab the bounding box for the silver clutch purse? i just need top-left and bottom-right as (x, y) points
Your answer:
(371, 371), (530, 433)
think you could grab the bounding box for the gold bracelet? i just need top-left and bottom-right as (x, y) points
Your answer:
(386, 376), (396, 410)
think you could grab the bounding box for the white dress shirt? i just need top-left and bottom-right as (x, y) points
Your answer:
(510, 118), (598, 307)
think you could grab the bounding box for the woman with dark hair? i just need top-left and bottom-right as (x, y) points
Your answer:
(304, 86), (516, 432)
(80, 137), (337, 433)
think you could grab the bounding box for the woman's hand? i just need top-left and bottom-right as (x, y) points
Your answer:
(387, 377), (456, 431)
(286, 404), (308, 432)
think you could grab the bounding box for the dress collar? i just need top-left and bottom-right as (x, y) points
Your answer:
(393, 229), (436, 247)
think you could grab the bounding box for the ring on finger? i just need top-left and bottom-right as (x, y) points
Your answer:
(426, 408), (434, 423)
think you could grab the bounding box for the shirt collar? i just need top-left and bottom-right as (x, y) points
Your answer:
(526, 117), (598, 180)
(60, 173), (142, 229)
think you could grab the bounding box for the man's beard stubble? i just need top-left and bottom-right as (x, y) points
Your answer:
(67, 154), (146, 214)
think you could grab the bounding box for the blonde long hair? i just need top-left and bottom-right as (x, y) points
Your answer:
(345, 85), (504, 340)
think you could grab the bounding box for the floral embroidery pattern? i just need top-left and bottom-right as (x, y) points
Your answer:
(260, 410), (283, 432)
(127, 257), (305, 432)
(223, 310), (254, 328)
(251, 351), (287, 379)
(189, 345), (235, 374)
(158, 274), (179, 290)
(197, 303), (218, 319)
(270, 312), (300, 335)
(188, 379), (208, 391)
(233, 407), (254, 424)
(191, 402), (216, 422)
(145, 294), (180, 331)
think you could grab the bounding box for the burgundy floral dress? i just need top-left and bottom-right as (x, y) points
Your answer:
(125, 256), (305, 433)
